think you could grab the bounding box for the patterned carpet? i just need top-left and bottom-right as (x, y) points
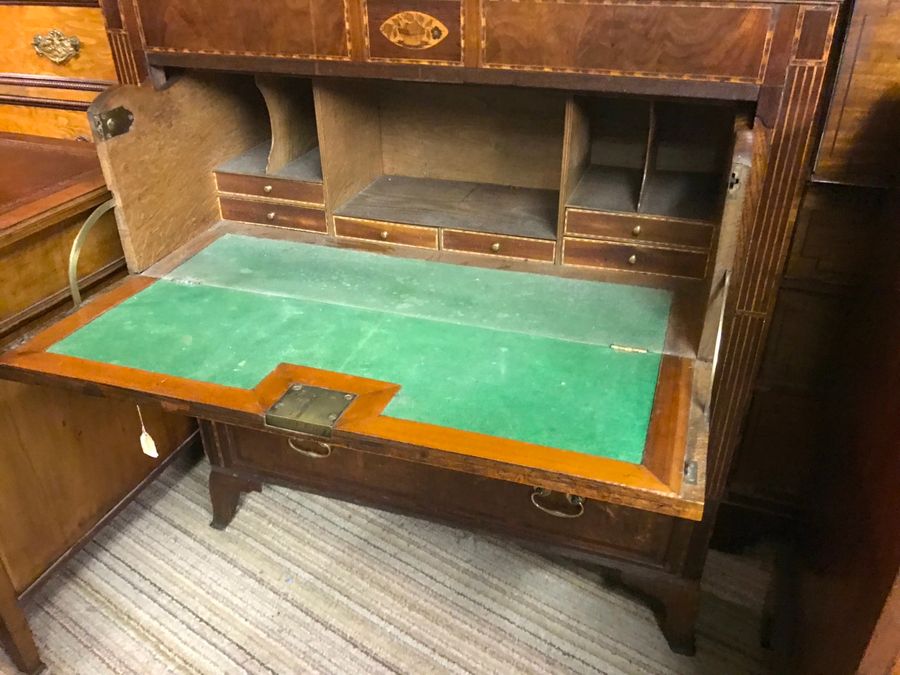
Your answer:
(1, 453), (773, 674)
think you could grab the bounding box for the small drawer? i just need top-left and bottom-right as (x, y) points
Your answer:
(563, 238), (708, 279)
(216, 172), (324, 206)
(334, 216), (438, 249)
(441, 229), (555, 262)
(565, 209), (712, 250)
(364, 0), (463, 64)
(220, 197), (326, 233)
(224, 425), (676, 565)
(0, 6), (116, 82)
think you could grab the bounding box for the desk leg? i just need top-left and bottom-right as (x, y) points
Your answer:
(208, 468), (261, 530)
(0, 566), (42, 674)
(617, 570), (699, 655)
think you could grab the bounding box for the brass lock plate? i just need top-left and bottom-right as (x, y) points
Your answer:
(264, 384), (356, 437)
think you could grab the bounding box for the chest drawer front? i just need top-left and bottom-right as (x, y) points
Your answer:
(482, 1), (772, 82)
(0, 6), (116, 82)
(225, 425), (676, 565)
(364, 0), (463, 64)
(216, 172), (324, 206)
(335, 216), (439, 249)
(220, 197), (327, 232)
(563, 237), (708, 278)
(441, 229), (555, 262)
(565, 209), (713, 251)
(135, 0), (351, 60)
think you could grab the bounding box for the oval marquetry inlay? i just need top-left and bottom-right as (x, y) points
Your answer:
(379, 11), (448, 50)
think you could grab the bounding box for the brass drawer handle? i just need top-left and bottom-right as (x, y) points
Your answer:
(627, 254), (637, 265)
(490, 242), (501, 252)
(287, 437), (332, 458)
(33, 29), (81, 65)
(266, 211), (276, 221)
(380, 230), (389, 240)
(631, 225), (641, 237)
(530, 487), (584, 518)
(263, 184), (273, 193)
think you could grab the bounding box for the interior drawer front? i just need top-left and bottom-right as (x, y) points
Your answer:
(364, 0), (463, 64)
(0, 6), (116, 82)
(220, 197), (327, 233)
(565, 209), (712, 250)
(334, 216), (438, 249)
(482, 1), (771, 82)
(441, 229), (555, 262)
(216, 172), (324, 206)
(134, 0), (350, 60)
(226, 425), (675, 564)
(563, 237), (707, 278)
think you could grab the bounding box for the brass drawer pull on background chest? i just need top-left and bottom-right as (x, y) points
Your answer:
(490, 242), (501, 252)
(32, 29), (81, 65)
(627, 254), (637, 265)
(530, 488), (585, 518)
(288, 437), (332, 458)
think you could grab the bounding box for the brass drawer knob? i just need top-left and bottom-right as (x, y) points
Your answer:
(490, 242), (501, 252)
(627, 254), (637, 265)
(632, 225), (641, 237)
(287, 437), (332, 458)
(266, 211), (276, 221)
(263, 185), (273, 194)
(530, 487), (584, 518)
(380, 230), (389, 240)
(33, 29), (81, 65)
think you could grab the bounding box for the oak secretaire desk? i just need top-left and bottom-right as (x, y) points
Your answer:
(0, 0), (839, 662)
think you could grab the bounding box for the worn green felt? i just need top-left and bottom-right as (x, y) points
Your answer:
(166, 234), (672, 351)
(50, 280), (661, 462)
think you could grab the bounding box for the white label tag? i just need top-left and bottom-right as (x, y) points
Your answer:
(140, 429), (159, 458)
(136, 405), (159, 459)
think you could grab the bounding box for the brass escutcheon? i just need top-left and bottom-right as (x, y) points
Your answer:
(33, 29), (81, 65)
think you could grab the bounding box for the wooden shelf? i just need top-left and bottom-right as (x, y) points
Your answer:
(336, 175), (559, 240)
(567, 166), (641, 214)
(216, 142), (322, 184)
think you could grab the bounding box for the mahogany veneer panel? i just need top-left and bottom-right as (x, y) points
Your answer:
(481, 1), (772, 82)
(135, 0), (351, 59)
(334, 216), (439, 248)
(225, 424), (678, 564)
(216, 172), (324, 205)
(563, 238), (708, 278)
(220, 197), (327, 232)
(565, 209), (713, 250)
(441, 229), (555, 262)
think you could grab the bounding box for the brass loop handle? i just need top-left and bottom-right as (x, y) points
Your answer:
(68, 198), (116, 308)
(287, 437), (332, 458)
(530, 488), (585, 518)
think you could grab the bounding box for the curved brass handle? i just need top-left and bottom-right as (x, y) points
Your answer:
(287, 437), (332, 458)
(68, 198), (116, 308)
(33, 29), (81, 65)
(530, 487), (585, 518)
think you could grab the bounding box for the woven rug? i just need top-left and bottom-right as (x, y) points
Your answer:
(1, 453), (773, 674)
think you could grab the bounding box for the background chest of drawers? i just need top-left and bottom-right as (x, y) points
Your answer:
(0, 1), (121, 139)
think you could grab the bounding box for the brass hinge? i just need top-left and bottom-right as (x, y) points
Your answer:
(92, 106), (133, 140)
(610, 344), (649, 354)
(265, 384), (356, 437)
